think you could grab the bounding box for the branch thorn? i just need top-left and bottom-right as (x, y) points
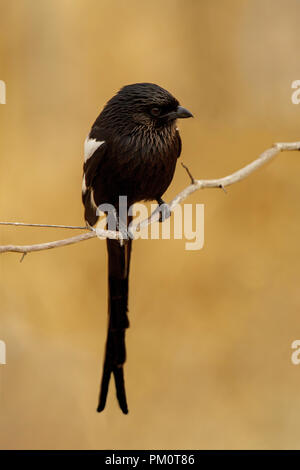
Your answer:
(219, 184), (227, 194)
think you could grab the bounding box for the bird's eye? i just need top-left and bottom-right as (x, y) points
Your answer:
(150, 107), (161, 117)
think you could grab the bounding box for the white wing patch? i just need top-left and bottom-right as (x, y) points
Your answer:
(90, 189), (98, 210)
(84, 137), (105, 162)
(82, 174), (87, 195)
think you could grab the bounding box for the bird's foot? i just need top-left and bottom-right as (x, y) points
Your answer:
(106, 210), (133, 242)
(156, 198), (171, 223)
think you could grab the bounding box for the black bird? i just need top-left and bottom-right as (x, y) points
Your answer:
(82, 83), (193, 414)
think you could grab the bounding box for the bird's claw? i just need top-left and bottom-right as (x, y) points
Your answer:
(157, 198), (171, 223)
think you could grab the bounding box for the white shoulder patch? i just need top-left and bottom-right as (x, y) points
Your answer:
(84, 137), (105, 162)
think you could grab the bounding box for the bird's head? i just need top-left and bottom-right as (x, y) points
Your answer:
(99, 83), (193, 133)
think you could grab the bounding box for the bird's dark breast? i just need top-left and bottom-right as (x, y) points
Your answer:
(93, 129), (180, 207)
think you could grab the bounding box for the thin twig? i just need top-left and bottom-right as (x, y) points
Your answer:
(181, 162), (196, 184)
(1, 140), (300, 255)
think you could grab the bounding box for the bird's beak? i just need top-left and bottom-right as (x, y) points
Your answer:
(176, 105), (193, 119)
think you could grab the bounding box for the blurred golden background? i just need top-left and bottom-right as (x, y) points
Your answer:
(1, 0), (300, 450)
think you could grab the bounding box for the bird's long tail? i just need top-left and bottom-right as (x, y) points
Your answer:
(97, 235), (132, 414)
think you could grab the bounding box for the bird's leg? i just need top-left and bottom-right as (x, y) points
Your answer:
(116, 210), (134, 242)
(156, 197), (171, 223)
(105, 208), (127, 242)
(117, 218), (129, 244)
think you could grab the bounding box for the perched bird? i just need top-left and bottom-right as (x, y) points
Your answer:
(82, 83), (193, 414)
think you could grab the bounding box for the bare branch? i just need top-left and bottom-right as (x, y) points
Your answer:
(0, 227), (120, 254)
(1, 140), (300, 255)
(0, 222), (88, 230)
(0, 232), (97, 254)
(168, 141), (300, 211)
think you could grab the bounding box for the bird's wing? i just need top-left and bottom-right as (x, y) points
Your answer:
(176, 129), (182, 158)
(82, 136), (107, 226)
